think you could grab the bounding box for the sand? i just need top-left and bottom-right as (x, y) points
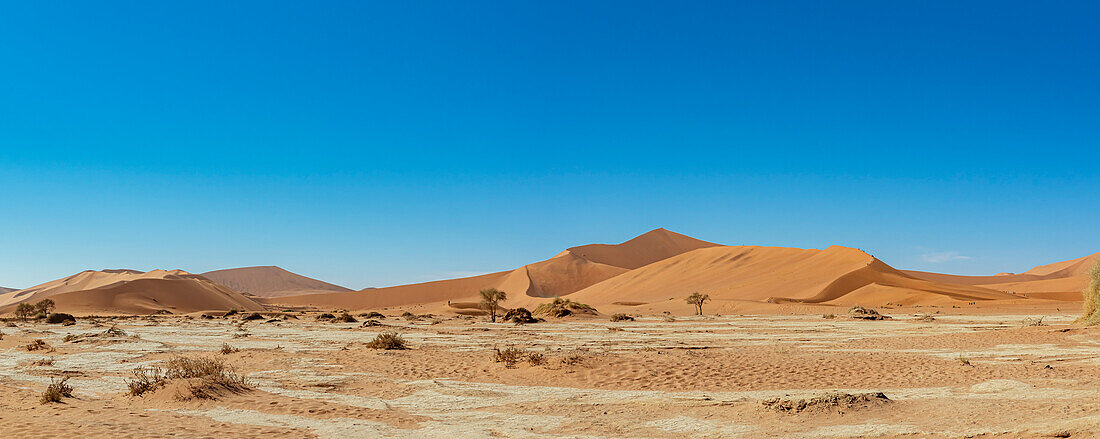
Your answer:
(3, 308), (1099, 438)
(201, 266), (353, 298)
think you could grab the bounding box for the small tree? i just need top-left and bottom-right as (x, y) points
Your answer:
(35, 299), (55, 318)
(1077, 262), (1100, 325)
(479, 288), (507, 323)
(15, 303), (36, 321)
(685, 292), (710, 316)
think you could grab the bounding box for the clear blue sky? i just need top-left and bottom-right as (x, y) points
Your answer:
(1, 1), (1098, 289)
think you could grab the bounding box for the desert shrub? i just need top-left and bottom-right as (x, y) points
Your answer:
(527, 352), (546, 366)
(822, 314), (837, 319)
(401, 311), (420, 321)
(559, 353), (588, 366)
(360, 319), (383, 327)
(956, 354), (972, 366)
(334, 312), (357, 323)
(359, 312), (385, 319)
(25, 339), (50, 351)
(316, 313), (336, 320)
(609, 313), (634, 322)
(365, 332), (407, 350)
(45, 313), (75, 324)
(533, 297), (597, 318)
(30, 357), (55, 367)
(503, 308), (540, 324)
(1078, 262), (1100, 325)
(127, 356), (251, 400)
(104, 325), (127, 336)
(242, 313), (264, 321)
(40, 377), (73, 404)
(220, 343), (240, 354)
(848, 305), (888, 320)
(223, 309), (239, 317)
(492, 347), (527, 367)
(62, 334), (76, 342)
(1022, 316), (1046, 327)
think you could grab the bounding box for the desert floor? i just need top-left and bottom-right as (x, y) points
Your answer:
(1, 309), (1099, 438)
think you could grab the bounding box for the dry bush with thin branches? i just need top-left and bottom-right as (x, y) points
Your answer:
(127, 356), (251, 400)
(365, 332), (407, 350)
(40, 377), (73, 404)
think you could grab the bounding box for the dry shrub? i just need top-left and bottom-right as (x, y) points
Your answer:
(493, 347), (546, 368)
(127, 356), (251, 400)
(533, 297), (597, 318)
(503, 308), (540, 324)
(25, 339), (50, 351)
(316, 313), (336, 320)
(527, 352), (546, 366)
(104, 325), (127, 336)
(915, 314), (936, 322)
(847, 306), (888, 320)
(40, 377), (73, 404)
(360, 319), (383, 327)
(359, 312), (385, 319)
(609, 313), (634, 322)
(762, 392), (890, 414)
(334, 312), (357, 323)
(401, 311), (419, 321)
(242, 313), (264, 321)
(608, 327), (623, 332)
(45, 313), (76, 324)
(30, 357), (55, 367)
(1078, 263), (1100, 325)
(220, 343), (239, 354)
(365, 332), (407, 350)
(1021, 316), (1046, 327)
(956, 354), (972, 366)
(559, 353), (588, 367)
(822, 314), (837, 319)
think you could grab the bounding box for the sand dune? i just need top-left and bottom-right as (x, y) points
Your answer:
(201, 266), (352, 298)
(567, 245), (1016, 306)
(904, 252), (1097, 297)
(0, 287), (15, 294)
(273, 228), (712, 309)
(0, 269), (263, 314)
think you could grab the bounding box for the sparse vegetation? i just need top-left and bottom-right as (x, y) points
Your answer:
(1078, 262), (1100, 325)
(822, 314), (837, 319)
(104, 325), (127, 336)
(610, 313), (634, 322)
(533, 297), (597, 318)
(316, 313), (336, 320)
(45, 312), (75, 324)
(1022, 316), (1046, 327)
(15, 303), (36, 321)
(242, 313), (264, 321)
(685, 292), (710, 315)
(334, 312), (357, 323)
(127, 356), (251, 400)
(956, 354), (972, 366)
(359, 311), (385, 319)
(492, 347), (547, 368)
(25, 339), (50, 351)
(479, 288), (507, 323)
(848, 305), (888, 320)
(220, 343), (239, 354)
(762, 391), (890, 414)
(360, 319), (383, 327)
(30, 357), (55, 367)
(40, 377), (73, 404)
(365, 331), (407, 350)
(503, 307), (540, 324)
(34, 299), (56, 318)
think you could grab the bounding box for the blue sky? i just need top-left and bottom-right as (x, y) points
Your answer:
(1, 1), (1098, 289)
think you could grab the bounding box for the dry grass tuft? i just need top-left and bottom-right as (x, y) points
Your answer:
(30, 357), (55, 367)
(1022, 316), (1046, 327)
(1077, 263), (1100, 325)
(40, 377), (73, 404)
(220, 343), (240, 354)
(25, 339), (50, 351)
(533, 297), (597, 318)
(762, 391), (890, 414)
(365, 332), (407, 350)
(127, 356), (251, 400)
(848, 306), (888, 320)
(333, 312), (357, 323)
(609, 313), (634, 322)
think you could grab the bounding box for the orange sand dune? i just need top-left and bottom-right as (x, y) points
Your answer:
(272, 228), (712, 310)
(567, 245), (1016, 306)
(903, 252), (1097, 297)
(0, 269), (264, 314)
(201, 266), (352, 298)
(0, 287), (15, 294)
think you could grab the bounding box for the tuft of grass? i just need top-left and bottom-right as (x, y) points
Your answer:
(316, 313), (336, 320)
(359, 311), (385, 319)
(242, 313), (264, 321)
(104, 325), (126, 336)
(956, 354), (972, 366)
(220, 343), (240, 355)
(127, 356), (251, 400)
(30, 357), (55, 367)
(1021, 316), (1046, 327)
(492, 347), (541, 368)
(365, 332), (407, 350)
(40, 377), (73, 404)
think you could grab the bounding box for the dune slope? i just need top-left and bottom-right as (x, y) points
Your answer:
(567, 245), (1015, 306)
(272, 228), (713, 309)
(201, 266), (352, 297)
(0, 269), (264, 314)
(903, 252), (1097, 297)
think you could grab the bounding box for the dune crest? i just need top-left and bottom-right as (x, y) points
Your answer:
(903, 252), (1098, 298)
(273, 228), (715, 309)
(0, 269), (263, 314)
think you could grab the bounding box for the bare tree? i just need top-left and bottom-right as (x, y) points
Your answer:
(685, 292), (710, 316)
(479, 288), (507, 323)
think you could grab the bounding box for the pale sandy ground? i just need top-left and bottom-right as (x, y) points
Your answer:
(2, 310), (1099, 438)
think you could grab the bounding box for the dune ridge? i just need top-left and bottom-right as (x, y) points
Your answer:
(272, 228), (716, 309)
(0, 269), (263, 314)
(903, 252), (1098, 297)
(201, 266), (353, 298)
